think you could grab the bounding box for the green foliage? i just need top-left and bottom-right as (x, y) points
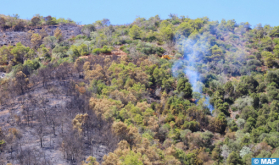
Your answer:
(177, 77), (192, 98)
(129, 25), (142, 39)
(45, 15), (58, 25)
(240, 106), (257, 120)
(274, 45), (279, 58)
(52, 44), (68, 58)
(101, 45), (112, 53)
(159, 23), (174, 41)
(227, 151), (242, 165)
(228, 120), (238, 132)
(143, 30), (157, 42)
(270, 26), (279, 37)
(0, 45), (11, 65)
(23, 59), (40, 75)
(214, 112), (227, 133)
(176, 22), (194, 37)
(11, 42), (30, 64)
(2, 14), (279, 165)
(209, 45), (224, 62)
(136, 42), (166, 56)
(38, 44), (51, 59)
(31, 16), (41, 26)
(122, 151), (143, 165)
(92, 45), (112, 55)
(257, 150), (271, 158)
(92, 48), (101, 55)
(164, 96), (191, 116)
(174, 147), (204, 165)
(182, 121), (200, 132)
(82, 24), (96, 37)
(152, 66), (173, 90)
(243, 117), (256, 133)
(271, 147), (279, 158)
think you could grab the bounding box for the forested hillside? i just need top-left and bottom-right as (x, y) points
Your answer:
(0, 14), (279, 165)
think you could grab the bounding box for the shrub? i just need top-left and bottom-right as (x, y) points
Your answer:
(92, 48), (101, 55)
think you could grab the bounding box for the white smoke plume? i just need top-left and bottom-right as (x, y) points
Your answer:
(172, 34), (214, 112)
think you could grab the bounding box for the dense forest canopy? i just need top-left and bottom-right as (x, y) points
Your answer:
(0, 13), (279, 165)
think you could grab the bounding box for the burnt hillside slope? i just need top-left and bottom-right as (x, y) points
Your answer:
(0, 24), (82, 47)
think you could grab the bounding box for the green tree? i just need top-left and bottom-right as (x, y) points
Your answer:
(235, 82), (249, 98)
(270, 26), (279, 37)
(129, 25), (142, 39)
(44, 15), (57, 25)
(240, 106), (257, 120)
(82, 24), (96, 38)
(211, 112), (227, 133)
(43, 36), (57, 49)
(160, 24), (174, 41)
(274, 45), (279, 58)
(261, 37), (273, 51)
(224, 81), (234, 97)
(160, 20), (170, 29)
(226, 151), (242, 165)
(52, 44), (68, 58)
(54, 28), (63, 42)
(82, 156), (99, 165)
(10, 42), (29, 64)
(177, 77), (192, 98)
(261, 51), (277, 68)
(243, 117), (256, 133)
(31, 16), (41, 26)
(210, 45), (224, 62)
(243, 76), (259, 93)
(212, 142), (222, 162)
(176, 22), (194, 37)
(271, 147), (279, 158)
(122, 151), (143, 165)
(31, 33), (42, 49)
(228, 120), (238, 132)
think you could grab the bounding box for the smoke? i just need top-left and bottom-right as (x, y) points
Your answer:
(172, 35), (214, 112)
(205, 96), (214, 112)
